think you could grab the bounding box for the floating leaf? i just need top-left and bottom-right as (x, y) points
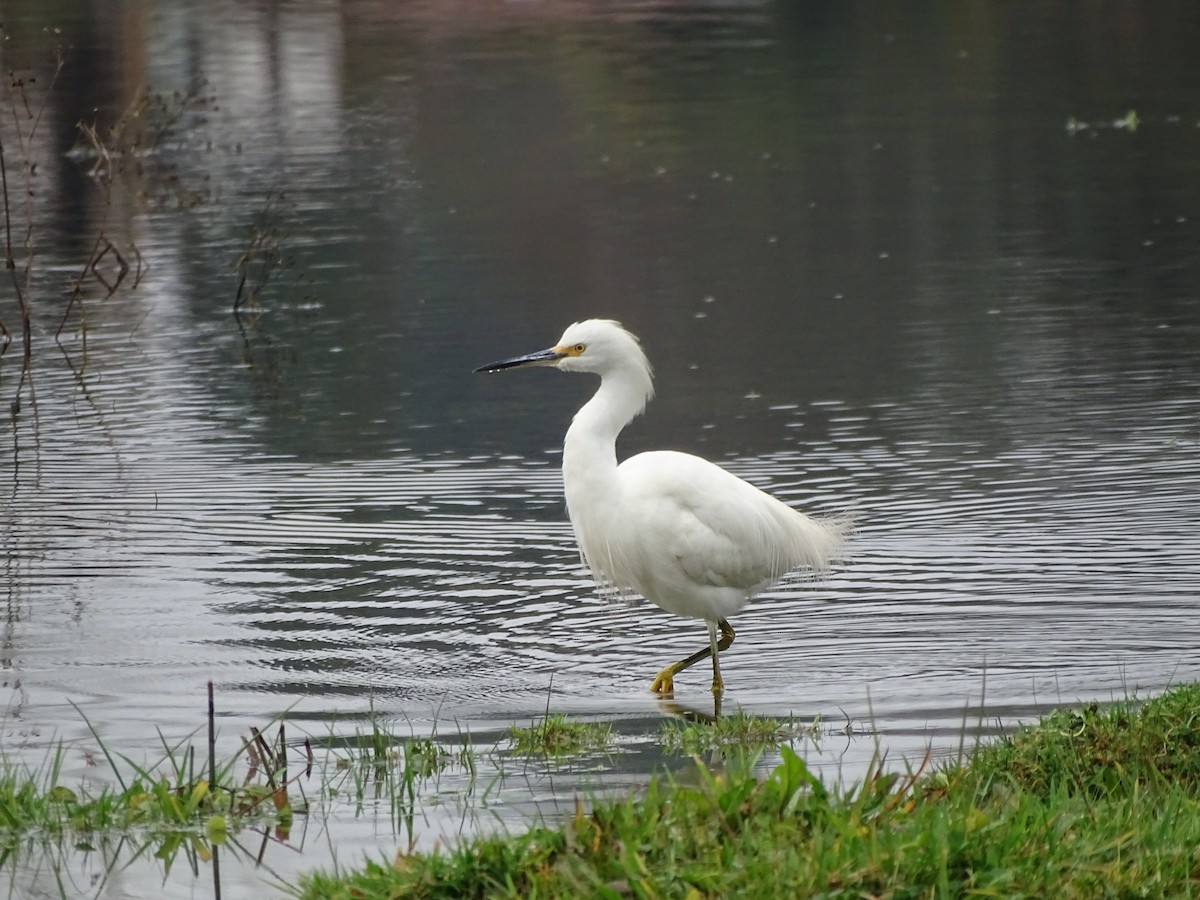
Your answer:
(48, 785), (78, 804)
(205, 814), (228, 845)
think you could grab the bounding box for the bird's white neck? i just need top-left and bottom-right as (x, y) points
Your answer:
(562, 367), (653, 503)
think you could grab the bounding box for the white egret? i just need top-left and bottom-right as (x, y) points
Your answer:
(475, 319), (853, 695)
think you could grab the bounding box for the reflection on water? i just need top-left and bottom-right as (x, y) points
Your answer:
(3, 0), (1200, 896)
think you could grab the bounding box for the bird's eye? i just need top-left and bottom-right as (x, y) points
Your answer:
(573, 343), (586, 353)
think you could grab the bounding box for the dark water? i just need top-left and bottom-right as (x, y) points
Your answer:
(2, 1), (1199, 896)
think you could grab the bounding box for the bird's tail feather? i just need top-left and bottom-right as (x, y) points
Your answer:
(785, 506), (859, 576)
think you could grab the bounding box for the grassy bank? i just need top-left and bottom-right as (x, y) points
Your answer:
(299, 684), (1200, 898)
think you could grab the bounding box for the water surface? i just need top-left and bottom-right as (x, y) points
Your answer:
(2, 1), (1199, 896)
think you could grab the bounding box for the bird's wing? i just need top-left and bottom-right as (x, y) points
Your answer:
(617, 450), (802, 593)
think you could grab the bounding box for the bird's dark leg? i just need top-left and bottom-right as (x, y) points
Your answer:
(710, 618), (735, 694)
(650, 618), (736, 695)
(708, 621), (723, 694)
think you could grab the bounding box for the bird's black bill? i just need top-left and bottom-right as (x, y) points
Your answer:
(473, 347), (563, 373)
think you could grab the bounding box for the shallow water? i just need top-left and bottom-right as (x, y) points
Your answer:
(3, 0), (1200, 896)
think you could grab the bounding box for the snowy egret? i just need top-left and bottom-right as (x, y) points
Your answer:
(475, 319), (853, 695)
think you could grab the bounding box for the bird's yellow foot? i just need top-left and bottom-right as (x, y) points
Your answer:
(650, 668), (676, 695)
(710, 675), (724, 696)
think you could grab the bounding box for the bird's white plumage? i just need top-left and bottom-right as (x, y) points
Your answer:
(549, 319), (851, 621)
(604, 450), (848, 618)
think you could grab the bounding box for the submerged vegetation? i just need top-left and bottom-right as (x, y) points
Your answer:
(0, 701), (300, 896)
(507, 714), (614, 758)
(299, 684), (1200, 899)
(659, 708), (822, 755)
(0, 29), (312, 420)
(0, 687), (299, 859)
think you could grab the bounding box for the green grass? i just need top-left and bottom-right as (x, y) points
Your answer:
(965, 694), (1200, 795)
(507, 715), (614, 757)
(298, 684), (1200, 898)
